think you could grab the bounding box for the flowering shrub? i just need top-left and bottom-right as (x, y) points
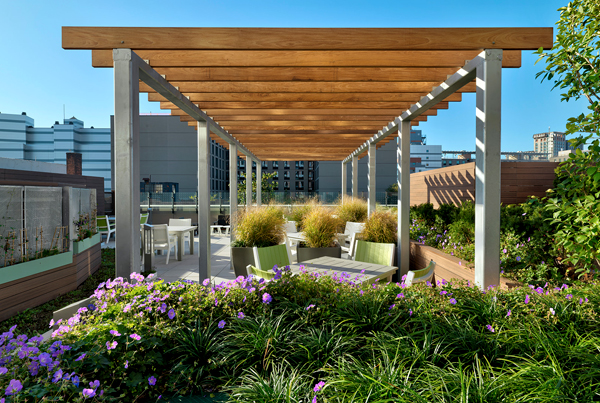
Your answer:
(2, 269), (600, 401)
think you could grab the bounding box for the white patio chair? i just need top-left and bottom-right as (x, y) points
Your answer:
(152, 224), (177, 265)
(340, 222), (365, 259)
(97, 215), (115, 244)
(282, 221), (298, 257)
(169, 218), (191, 249)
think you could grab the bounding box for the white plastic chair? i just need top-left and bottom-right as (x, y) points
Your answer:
(340, 222), (365, 258)
(152, 224), (177, 265)
(97, 215), (115, 244)
(282, 221), (298, 257)
(405, 260), (436, 286)
(169, 218), (192, 249)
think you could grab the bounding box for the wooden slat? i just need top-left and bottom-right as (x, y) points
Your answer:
(144, 81), (475, 93)
(93, 49), (523, 68)
(202, 107), (448, 115)
(162, 101), (449, 110)
(64, 27), (552, 50)
(147, 92), (462, 102)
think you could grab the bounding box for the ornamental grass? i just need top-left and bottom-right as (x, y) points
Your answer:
(1, 269), (600, 402)
(334, 198), (368, 227)
(301, 205), (340, 248)
(231, 205), (285, 248)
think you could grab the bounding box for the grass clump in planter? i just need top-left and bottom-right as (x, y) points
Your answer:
(335, 197), (368, 227)
(362, 210), (397, 244)
(302, 205), (340, 248)
(287, 198), (319, 231)
(232, 205), (285, 248)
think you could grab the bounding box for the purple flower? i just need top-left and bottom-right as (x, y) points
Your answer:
(110, 330), (121, 336)
(305, 304), (315, 311)
(218, 320), (226, 329)
(550, 308), (556, 316)
(0, 368), (6, 375)
(389, 304), (395, 310)
(130, 334), (141, 341)
(82, 388), (96, 398)
(314, 381), (326, 392)
(409, 309), (413, 316)
(52, 369), (63, 383)
(506, 309), (511, 317)
(5, 379), (23, 395)
(168, 309), (176, 320)
(486, 325), (495, 333)
(262, 293), (272, 304)
(566, 294), (573, 300)
(516, 256), (521, 262)
(524, 295), (530, 304)
(39, 352), (52, 366)
(312, 396), (317, 403)
(75, 353), (86, 361)
(397, 293), (404, 299)
(106, 341), (118, 350)
(148, 376), (157, 386)
(449, 298), (457, 305)
(72, 375), (80, 387)
(124, 360), (129, 369)
(237, 312), (245, 319)
(89, 380), (100, 389)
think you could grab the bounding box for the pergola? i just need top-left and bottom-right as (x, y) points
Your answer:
(62, 27), (552, 288)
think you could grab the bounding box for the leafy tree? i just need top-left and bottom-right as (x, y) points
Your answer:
(238, 172), (278, 205)
(535, 0), (600, 276)
(385, 183), (398, 193)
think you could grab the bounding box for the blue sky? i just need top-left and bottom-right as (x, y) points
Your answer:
(0, 0), (590, 153)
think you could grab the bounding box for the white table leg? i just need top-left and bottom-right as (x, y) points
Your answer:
(189, 229), (195, 255)
(177, 233), (184, 261)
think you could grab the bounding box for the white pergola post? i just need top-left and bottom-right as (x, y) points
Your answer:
(229, 144), (238, 241)
(197, 121), (211, 281)
(245, 156), (252, 208)
(474, 49), (502, 289)
(368, 142), (376, 215)
(398, 122), (411, 277)
(352, 154), (358, 198)
(341, 161), (347, 204)
(256, 162), (262, 207)
(113, 49), (141, 278)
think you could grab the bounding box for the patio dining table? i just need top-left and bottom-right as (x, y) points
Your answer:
(288, 256), (398, 285)
(167, 225), (197, 261)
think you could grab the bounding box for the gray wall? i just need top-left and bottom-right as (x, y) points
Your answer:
(317, 140), (399, 194)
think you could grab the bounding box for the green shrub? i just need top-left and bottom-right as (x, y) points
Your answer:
(335, 198), (368, 227)
(232, 206), (285, 247)
(302, 205), (340, 248)
(362, 210), (397, 244)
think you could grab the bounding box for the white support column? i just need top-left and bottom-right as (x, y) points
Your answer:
(113, 49), (141, 278)
(398, 122), (411, 277)
(229, 144), (238, 241)
(368, 142), (376, 215)
(245, 156), (252, 208)
(474, 49), (502, 289)
(256, 162), (262, 207)
(197, 121), (211, 281)
(341, 161), (347, 204)
(352, 154), (358, 198)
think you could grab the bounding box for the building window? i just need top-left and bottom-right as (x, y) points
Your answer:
(272, 161), (279, 169)
(284, 181), (290, 190)
(295, 161), (304, 169)
(308, 171), (314, 180)
(284, 171), (290, 180)
(296, 181), (304, 190)
(295, 171), (304, 180)
(261, 161), (268, 169)
(273, 171), (279, 180)
(284, 161), (290, 169)
(308, 161), (314, 170)
(273, 182), (278, 190)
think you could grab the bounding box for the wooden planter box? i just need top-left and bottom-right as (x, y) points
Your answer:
(409, 240), (519, 288)
(0, 251), (74, 286)
(72, 233), (101, 254)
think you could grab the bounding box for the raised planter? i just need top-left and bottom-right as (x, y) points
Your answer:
(72, 233), (101, 254)
(230, 247), (255, 278)
(0, 251), (74, 286)
(297, 244), (342, 262)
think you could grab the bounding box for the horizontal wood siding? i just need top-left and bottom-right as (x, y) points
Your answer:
(0, 168), (105, 215)
(410, 161), (559, 207)
(0, 243), (102, 322)
(409, 240), (520, 289)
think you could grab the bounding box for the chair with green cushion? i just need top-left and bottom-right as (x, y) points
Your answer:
(353, 240), (395, 266)
(140, 213), (149, 225)
(246, 243), (293, 280)
(97, 215), (115, 244)
(405, 260), (436, 286)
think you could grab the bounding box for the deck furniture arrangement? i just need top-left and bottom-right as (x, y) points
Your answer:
(246, 243), (293, 280)
(97, 215), (115, 244)
(168, 224), (197, 261)
(289, 256), (398, 284)
(210, 225), (231, 235)
(169, 218), (192, 247)
(405, 259), (436, 286)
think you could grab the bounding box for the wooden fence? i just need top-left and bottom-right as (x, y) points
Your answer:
(410, 161), (559, 207)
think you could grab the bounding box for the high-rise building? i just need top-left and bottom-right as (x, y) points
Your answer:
(0, 112), (111, 190)
(237, 158), (316, 194)
(533, 130), (575, 158)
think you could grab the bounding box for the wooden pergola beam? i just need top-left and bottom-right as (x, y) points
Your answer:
(92, 49), (523, 68)
(198, 107), (447, 115)
(161, 101), (449, 110)
(64, 27), (552, 50)
(147, 92), (463, 103)
(144, 81), (476, 93)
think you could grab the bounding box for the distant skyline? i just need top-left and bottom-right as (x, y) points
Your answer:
(0, 0), (590, 154)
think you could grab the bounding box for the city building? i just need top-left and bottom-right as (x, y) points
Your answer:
(0, 112), (111, 190)
(533, 130), (576, 158)
(239, 158), (316, 194)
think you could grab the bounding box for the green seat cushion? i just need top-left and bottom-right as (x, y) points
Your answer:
(248, 265), (277, 280)
(354, 240), (394, 266)
(256, 244), (290, 271)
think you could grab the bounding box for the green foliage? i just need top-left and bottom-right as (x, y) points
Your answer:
(334, 197), (368, 228)
(232, 206), (285, 248)
(301, 205), (340, 248)
(287, 199), (319, 231)
(362, 210), (397, 244)
(11, 270), (600, 401)
(534, 0), (600, 139)
(386, 182), (398, 193)
(237, 171), (278, 205)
